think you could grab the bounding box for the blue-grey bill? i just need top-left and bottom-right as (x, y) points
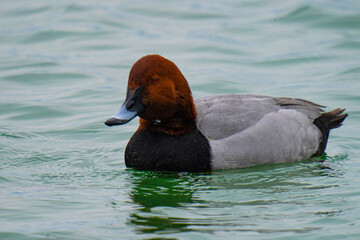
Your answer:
(105, 104), (137, 126)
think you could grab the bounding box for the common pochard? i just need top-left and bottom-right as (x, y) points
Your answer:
(105, 55), (347, 172)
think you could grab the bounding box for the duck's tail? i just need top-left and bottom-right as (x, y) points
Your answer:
(327, 108), (348, 129)
(312, 108), (348, 156)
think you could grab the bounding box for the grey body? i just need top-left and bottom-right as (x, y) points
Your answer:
(195, 94), (324, 169)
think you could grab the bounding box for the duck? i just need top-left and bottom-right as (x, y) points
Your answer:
(105, 54), (348, 172)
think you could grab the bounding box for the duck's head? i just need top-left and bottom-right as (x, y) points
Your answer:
(105, 55), (196, 134)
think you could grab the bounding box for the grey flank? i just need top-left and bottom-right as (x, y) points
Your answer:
(195, 94), (324, 169)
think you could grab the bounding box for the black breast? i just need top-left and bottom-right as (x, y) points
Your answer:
(124, 124), (211, 172)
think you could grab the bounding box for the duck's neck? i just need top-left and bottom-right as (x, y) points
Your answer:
(138, 93), (197, 135)
(138, 118), (195, 135)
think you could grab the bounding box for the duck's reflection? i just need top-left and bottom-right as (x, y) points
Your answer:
(126, 171), (209, 234)
(124, 158), (343, 235)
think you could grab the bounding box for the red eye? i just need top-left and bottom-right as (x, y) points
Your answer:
(152, 77), (158, 84)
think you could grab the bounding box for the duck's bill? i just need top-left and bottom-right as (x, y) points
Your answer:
(105, 87), (145, 126)
(105, 104), (137, 126)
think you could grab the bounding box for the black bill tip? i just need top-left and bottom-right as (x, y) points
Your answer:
(104, 118), (131, 126)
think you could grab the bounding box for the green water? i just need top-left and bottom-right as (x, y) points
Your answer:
(1, 0), (360, 239)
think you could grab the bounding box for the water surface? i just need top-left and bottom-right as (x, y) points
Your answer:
(1, 0), (360, 239)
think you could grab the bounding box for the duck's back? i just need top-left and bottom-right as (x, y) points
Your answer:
(195, 94), (326, 169)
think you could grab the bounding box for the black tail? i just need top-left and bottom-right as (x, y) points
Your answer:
(312, 108), (348, 156)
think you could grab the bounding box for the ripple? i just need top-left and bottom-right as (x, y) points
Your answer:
(316, 14), (360, 29)
(0, 128), (36, 140)
(276, 5), (328, 23)
(0, 61), (57, 71)
(128, 6), (227, 20)
(251, 56), (331, 67)
(3, 6), (51, 17)
(2, 72), (90, 85)
(276, 5), (360, 30)
(332, 41), (360, 51)
(338, 66), (360, 76)
(63, 4), (88, 13)
(7, 105), (70, 120)
(21, 30), (108, 44)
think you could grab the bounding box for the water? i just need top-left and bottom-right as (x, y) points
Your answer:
(1, 0), (360, 239)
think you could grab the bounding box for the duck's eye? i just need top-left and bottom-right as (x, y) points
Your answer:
(151, 77), (159, 84)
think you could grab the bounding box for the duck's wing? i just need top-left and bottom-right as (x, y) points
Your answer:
(194, 94), (324, 169)
(195, 94), (323, 140)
